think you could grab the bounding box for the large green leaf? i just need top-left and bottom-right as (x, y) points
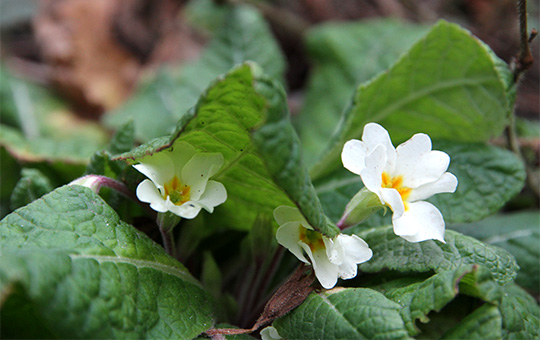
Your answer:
(439, 304), (502, 340)
(498, 283), (540, 340)
(298, 20), (429, 165)
(355, 225), (518, 285)
(451, 211), (540, 293)
(429, 142), (525, 223)
(0, 185), (214, 339)
(373, 265), (502, 336)
(311, 20), (513, 179)
(119, 64), (338, 237)
(273, 288), (412, 340)
(105, 4), (285, 142)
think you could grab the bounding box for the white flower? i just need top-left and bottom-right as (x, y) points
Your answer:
(260, 326), (282, 340)
(134, 141), (227, 219)
(274, 206), (373, 289)
(341, 123), (458, 243)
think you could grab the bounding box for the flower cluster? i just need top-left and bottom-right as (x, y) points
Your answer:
(134, 141), (227, 219)
(133, 123), (457, 292)
(341, 123), (457, 242)
(274, 206), (372, 289)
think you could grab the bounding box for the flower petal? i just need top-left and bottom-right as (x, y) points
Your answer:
(169, 141), (197, 176)
(136, 179), (168, 212)
(276, 223), (309, 264)
(360, 144), (387, 200)
(408, 172), (458, 202)
(182, 153), (224, 200)
(380, 187), (405, 218)
(393, 201), (446, 243)
(362, 123), (396, 172)
(333, 234), (372, 280)
(273, 205), (307, 226)
(394, 134), (450, 188)
(301, 243), (338, 289)
(336, 234), (373, 264)
(260, 327), (282, 340)
(196, 180), (227, 213)
(169, 201), (203, 219)
(341, 139), (368, 175)
(133, 151), (175, 190)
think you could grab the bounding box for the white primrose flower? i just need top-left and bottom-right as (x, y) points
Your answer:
(134, 141), (227, 219)
(274, 206), (373, 289)
(341, 123), (458, 243)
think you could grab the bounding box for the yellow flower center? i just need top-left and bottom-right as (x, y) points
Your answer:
(299, 225), (326, 252)
(382, 172), (412, 210)
(163, 175), (191, 205)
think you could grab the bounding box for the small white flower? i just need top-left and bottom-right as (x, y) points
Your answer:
(274, 206), (373, 289)
(134, 141), (227, 219)
(260, 326), (283, 340)
(341, 123), (458, 243)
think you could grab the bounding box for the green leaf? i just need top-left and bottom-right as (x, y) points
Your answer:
(311, 20), (513, 180)
(439, 304), (502, 339)
(373, 265), (502, 336)
(273, 288), (412, 340)
(119, 64), (337, 237)
(0, 185), (214, 339)
(451, 211), (540, 293)
(0, 67), (107, 164)
(428, 142), (525, 223)
(0, 147), (21, 218)
(498, 283), (540, 339)
(314, 167), (364, 223)
(10, 168), (53, 210)
(105, 4), (285, 142)
(355, 226), (518, 285)
(298, 19), (429, 165)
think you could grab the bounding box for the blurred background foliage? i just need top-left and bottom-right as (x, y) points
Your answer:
(0, 0), (538, 299)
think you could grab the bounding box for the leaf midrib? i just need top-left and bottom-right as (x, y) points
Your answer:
(347, 75), (499, 140)
(69, 254), (201, 287)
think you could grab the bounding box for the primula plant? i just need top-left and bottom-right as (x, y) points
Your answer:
(1, 2), (539, 340)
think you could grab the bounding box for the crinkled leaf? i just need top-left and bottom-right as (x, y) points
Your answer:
(355, 225), (518, 285)
(498, 283), (540, 339)
(0, 185), (214, 339)
(273, 288), (412, 340)
(373, 265), (502, 336)
(429, 142), (525, 223)
(439, 304), (502, 339)
(451, 211), (540, 293)
(312, 20), (513, 179)
(105, 4), (285, 142)
(298, 19), (429, 165)
(119, 64), (337, 237)
(10, 168), (53, 210)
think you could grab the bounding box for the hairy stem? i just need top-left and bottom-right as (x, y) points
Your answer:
(157, 212), (181, 257)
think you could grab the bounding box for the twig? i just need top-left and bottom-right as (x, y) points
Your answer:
(513, 0), (536, 81)
(505, 0), (540, 199)
(206, 264), (314, 337)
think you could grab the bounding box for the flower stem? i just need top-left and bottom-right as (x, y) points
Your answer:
(157, 212), (181, 258)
